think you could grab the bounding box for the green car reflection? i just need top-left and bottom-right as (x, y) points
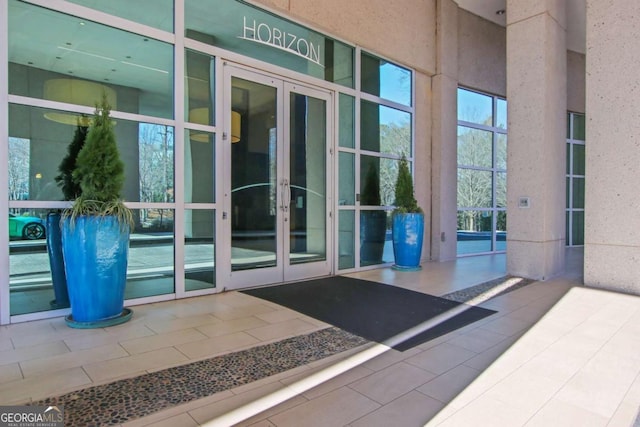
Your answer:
(9, 213), (46, 240)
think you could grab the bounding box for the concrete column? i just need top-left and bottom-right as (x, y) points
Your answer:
(584, 0), (640, 295)
(430, 0), (458, 261)
(506, 0), (567, 280)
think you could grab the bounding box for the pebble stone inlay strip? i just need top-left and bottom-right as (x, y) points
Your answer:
(441, 275), (535, 303)
(30, 327), (368, 427)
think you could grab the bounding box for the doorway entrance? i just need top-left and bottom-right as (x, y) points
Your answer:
(221, 64), (333, 289)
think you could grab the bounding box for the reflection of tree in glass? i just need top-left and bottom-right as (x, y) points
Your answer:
(457, 127), (492, 231)
(379, 121), (410, 206)
(8, 138), (30, 201)
(138, 124), (175, 224)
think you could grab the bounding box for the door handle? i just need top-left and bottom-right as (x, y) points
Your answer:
(282, 179), (289, 213)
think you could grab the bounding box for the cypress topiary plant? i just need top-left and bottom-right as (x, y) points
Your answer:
(361, 163), (381, 206)
(393, 155), (422, 214)
(66, 93), (133, 227)
(55, 121), (88, 200)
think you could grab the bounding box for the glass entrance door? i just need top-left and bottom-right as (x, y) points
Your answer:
(222, 65), (332, 289)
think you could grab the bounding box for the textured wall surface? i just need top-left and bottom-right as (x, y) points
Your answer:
(457, 9), (506, 97)
(584, 0), (640, 295)
(506, 1), (567, 280)
(253, 0), (437, 75)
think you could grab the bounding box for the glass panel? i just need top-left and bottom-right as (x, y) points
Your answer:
(566, 177), (571, 208)
(457, 210), (492, 255)
(360, 210), (387, 266)
(185, 209), (216, 291)
(496, 133), (507, 170)
(139, 124), (175, 203)
(8, 104), (174, 203)
(496, 98), (507, 129)
(339, 152), (355, 206)
(496, 172), (506, 208)
(185, 130), (215, 204)
(457, 169), (492, 208)
(496, 211), (507, 252)
(186, 0), (354, 87)
(231, 77), (277, 271)
(567, 112), (571, 139)
(573, 144), (585, 175)
(361, 155), (400, 207)
(572, 211), (585, 245)
(457, 88), (492, 125)
(361, 100), (411, 156)
(9, 2), (174, 119)
(186, 50), (215, 127)
(361, 51), (411, 106)
(573, 114), (586, 141)
(566, 143), (571, 174)
(130, 208), (175, 298)
(338, 210), (355, 270)
(566, 211), (570, 245)
(457, 126), (492, 168)
(339, 94), (355, 148)
(289, 92), (327, 265)
(65, 0), (175, 32)
(9, 208), (61, 315)
(573, 177), (585, 209)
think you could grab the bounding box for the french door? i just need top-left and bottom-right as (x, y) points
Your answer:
(221, 64), (333, 290)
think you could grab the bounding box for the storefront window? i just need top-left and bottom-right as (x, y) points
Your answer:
(65, 0), (175, 32)
(9, 1), (174, 119)
(361, 52), (412, 106)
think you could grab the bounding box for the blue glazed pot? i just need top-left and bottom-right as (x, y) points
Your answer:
(392, 212), (425, 270)
(62, 215), (130, 325)
(46, 212), (69, 308)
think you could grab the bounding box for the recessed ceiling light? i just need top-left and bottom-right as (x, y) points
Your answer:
(496, 9), (506, 15)
(79, 21), (85, 26)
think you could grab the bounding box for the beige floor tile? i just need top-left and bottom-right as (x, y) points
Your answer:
(83, 347), (189, 383)
(195, 316), (269, 338)
(20, 343), (129, 378)
(139, 413), (199, 427)
(0, 363), (22, 383)
(434, 395), (532, 427)
(600, 329), (640, 361)
(0, 336), (13, 352)
(554, 351), (640, 418)
(176, 332), (260, 359)
(102, 322), (158, 342)
(361, 346), (423, 372)
(188, 381), (296, 424)
(524, 398), (608, 427)
(209, 303), (276, 321)
(122, 390), (235, 427)
(607, 401), (640, 427)
(145, 314), (221, 334)
(479, 315), (534, 337)
(236, 394), (309, 426)
(405, 342), (477, 375)
(64, 326), (153, 351)
(462, 333), (521, 371)
(255, 309), (302, 324)
(245, 318), (318, 342)
(120, 328), (208, 354)
(417, 364), (481, 403)
(0, 367), (92, 404)
(349, 361), (436, 405)
(351, 391), (444, 427)
(266, 387), (380, 427)
(244, 420), (275, 427)
(297, 365), (375, 400)
(484, 367), (564, 415)
(0, 340), (69, 366)
(447, 327), (508, 353)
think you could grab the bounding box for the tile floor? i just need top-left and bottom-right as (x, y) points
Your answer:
(1, 248), (639, 426)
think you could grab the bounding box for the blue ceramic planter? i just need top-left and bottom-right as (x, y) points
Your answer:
(46, 212), (69, 309)
(392, 212), (425, 271)
(62, 215), (131, 328)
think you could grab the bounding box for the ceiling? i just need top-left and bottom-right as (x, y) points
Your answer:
(456, 0), (586, 53)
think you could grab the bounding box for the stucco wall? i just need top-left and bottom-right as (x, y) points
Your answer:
(457, 9), (506, 97)
(252, 0), (437, 75)
(567, 50), (586, 113)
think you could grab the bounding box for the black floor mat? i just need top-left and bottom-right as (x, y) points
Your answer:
(243, 276), (497, 351)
